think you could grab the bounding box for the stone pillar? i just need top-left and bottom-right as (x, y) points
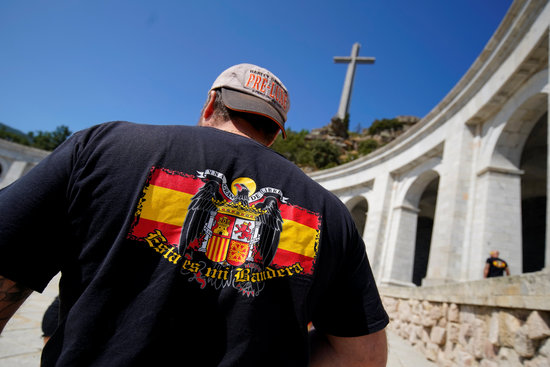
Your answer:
(425, 121), (475, 285)
(460, 123), (482, 280)
(547, 41), (550, 271)
(0, 161), (28, 189)
(367, 173), (395, 280)
(380, 204), (419, 286)
(470, 167), (524, 278)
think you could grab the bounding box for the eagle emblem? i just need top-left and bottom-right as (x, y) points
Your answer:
(178, 170), (284, 270)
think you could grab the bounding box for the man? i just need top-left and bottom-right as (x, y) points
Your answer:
(0, 63), (388, 366)
(484, 250), (510, 278)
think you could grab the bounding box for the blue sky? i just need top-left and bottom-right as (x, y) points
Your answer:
(1, 0), (513, 135)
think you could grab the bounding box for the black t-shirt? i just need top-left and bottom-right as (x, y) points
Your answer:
(0, 122), (388, 366)
(486, 257), (508, 277)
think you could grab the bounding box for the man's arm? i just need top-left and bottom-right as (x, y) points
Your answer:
(483, 263), (489, 278)
(310, 328), (388, 367)
(0, 276), (33, 334)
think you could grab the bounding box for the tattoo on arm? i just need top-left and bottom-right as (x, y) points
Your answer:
(0, 276), (33, 334)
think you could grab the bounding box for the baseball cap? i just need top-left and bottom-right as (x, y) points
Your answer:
(210, 63), (290, 138)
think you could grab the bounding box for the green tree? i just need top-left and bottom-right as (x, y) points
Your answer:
(0, 126), (31, 145)
(358, 139), (379, 156)
(271, 129), (310, 164)
(310, 139), (341, 169)
(28, 125), (72, 151)
(271, 128), (341, 170)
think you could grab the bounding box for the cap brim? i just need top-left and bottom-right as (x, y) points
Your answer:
(220, 88), (287, 139)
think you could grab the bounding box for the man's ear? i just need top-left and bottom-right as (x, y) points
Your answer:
(201, 91), (217, 122)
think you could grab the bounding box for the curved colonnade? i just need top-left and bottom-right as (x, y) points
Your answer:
(310, 0), (550, 286)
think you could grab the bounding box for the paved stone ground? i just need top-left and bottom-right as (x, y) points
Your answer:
(0, 274), (60, 366)
(0, 276), (436, 366)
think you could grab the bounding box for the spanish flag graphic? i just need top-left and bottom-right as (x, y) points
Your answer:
(129, 167), (320, 275)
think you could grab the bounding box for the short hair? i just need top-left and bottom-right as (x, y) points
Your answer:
(210, 89), (280, 141)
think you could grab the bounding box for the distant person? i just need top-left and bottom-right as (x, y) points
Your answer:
(0, 63), (388, 366)
(484, 250), (510, 278)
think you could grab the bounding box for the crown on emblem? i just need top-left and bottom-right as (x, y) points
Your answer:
(213, 199), (265, 220)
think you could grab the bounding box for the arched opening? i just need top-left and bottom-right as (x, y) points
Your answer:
(486, 91), (547, 275)
(348, 197), (369, 237)
(413, 176), (440, 285)
(520, 113), (546, 273)
(386, 168), (440, 286)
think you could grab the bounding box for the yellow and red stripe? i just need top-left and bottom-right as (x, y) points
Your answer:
(129, 167), (320, 275)
(206, 235), (230, 262)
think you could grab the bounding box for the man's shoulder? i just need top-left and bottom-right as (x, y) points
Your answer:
(74, 122), (224, 146)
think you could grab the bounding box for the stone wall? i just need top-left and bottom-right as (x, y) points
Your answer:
(0, 138), (49, 189)
(380, 270), (550, 366)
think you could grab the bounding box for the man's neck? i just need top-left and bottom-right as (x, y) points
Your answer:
(199, 119), (270, 146)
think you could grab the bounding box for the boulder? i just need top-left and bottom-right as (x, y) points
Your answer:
(448, 304), (459, 322)
(447, 322), (460, 343)
(499, 311), (521, 348)
(513, 324), (535, 358)
(425, 342), (439, 361)
(459, 322), (472, 347)
(431, 326), (447, 345)
(488, 312), (499, 345)
(472, 318), (487, 359)
(497, 347), (523, 367)
(526, 311), (550, 340)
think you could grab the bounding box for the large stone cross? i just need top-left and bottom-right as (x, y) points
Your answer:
(333, 42), (375, 120)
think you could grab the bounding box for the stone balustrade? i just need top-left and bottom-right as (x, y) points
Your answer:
(380, 270), (550, 366)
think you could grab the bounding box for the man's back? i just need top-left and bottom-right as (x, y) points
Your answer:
(0, 121), (388, 366)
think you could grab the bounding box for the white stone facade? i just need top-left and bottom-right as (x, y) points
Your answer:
(310, 0), (550, 286)
(0, 139), (49, 189)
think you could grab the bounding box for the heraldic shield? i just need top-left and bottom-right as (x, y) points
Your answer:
(178, 170), (285, 272)
(205, 201), (263, 266)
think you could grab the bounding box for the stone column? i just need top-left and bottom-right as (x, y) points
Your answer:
(470, 167), (524, 278)
(367, 173), (395, 280)
(380, 204), (419, 286)
(547, 40), (550, 271)
(460, 123), (482, 280)
(425, 121), (475, 285)
(0, 161), (28, 189)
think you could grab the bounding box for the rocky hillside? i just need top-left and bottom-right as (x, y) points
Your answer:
(271, 115), (420, 172)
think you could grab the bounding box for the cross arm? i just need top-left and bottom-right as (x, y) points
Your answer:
(355, 57), (376, 64)
(333, 57), (376, 64)
(333, 57), (352, 63)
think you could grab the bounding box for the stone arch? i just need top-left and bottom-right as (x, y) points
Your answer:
(384, 169), (440, 286)
(413, 175), (440, 286)
(402, 170), (440, 210)
(492, 93), (547, 170)
(480, 70), (548, 170)
(520, 112), (546, 273)
(480, 87), (547, 275)
(345, 196), (369, 237)
(402, 170), (441, 286)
